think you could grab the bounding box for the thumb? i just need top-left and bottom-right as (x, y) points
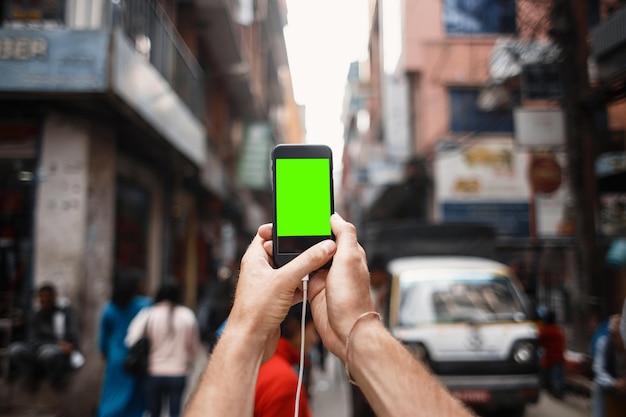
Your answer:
(278, 240), (336, 285)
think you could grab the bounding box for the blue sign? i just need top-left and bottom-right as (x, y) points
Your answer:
(444, 0), (516, 35)
(0, 29), (109, 92)
(441, 202), (530, 238)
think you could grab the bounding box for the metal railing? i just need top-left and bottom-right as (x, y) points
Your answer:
(111, 0), (205, 118)
(2, 0), (205, 119)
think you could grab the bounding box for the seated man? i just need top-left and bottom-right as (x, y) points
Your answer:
(7, 282), (81, 390)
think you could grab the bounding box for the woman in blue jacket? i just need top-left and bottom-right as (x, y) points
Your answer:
(97, 269), (152, 417)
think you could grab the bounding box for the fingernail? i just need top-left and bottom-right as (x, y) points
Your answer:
(321, 240), (335, 253)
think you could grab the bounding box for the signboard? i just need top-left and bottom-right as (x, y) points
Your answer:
(382, 74), (412, 160)
(599, 193), (626, 236)
(435, 138), (531, 237)
(513, 108), (566, 147)
(0, 29), (109, 92)
(237, 123), (273, 190)
(441, 202), (530, 238)
(435, 138), (531, 201)
(532, 152), (573, 238)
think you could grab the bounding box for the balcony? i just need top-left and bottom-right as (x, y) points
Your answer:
(192, 0), (288, 119)
(194, 0), (258, 117)
(1, 0), (203, 117)
(0, 0), (207, 168)
(194, 0), (243, 72)
(120, 0), (204, 118)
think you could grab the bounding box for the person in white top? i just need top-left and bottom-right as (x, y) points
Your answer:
(126, 281), (200, 417)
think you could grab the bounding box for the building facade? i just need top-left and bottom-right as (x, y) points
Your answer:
(0, 0), (301, 414)
(341, 0), (626, 350)
(589, 0), (626, 316)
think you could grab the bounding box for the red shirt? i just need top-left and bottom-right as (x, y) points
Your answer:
(538, 324), (565, 368)
(254, 338), (312, 417)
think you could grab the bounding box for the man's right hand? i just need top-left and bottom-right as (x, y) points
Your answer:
(307, 213), (378, 361)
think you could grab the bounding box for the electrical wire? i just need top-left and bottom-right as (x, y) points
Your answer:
(294, 274), (309, 417)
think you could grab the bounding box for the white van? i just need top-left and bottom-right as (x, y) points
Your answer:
(387, 256), (540, 417)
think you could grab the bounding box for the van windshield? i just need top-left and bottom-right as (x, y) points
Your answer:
(397, 269), (526, 326)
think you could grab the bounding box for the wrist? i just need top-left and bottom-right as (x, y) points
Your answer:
(344, 311), (383, 384)
(217, 325), (267, 365)
(222, 317), (268, 346)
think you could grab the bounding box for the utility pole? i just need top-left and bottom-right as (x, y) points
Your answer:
(551, 0), (601, 345)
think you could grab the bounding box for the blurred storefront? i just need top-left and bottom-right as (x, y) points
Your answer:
(341, 0), (600, 350)
(0, 0), (300, 411)
(0, 2), (215, 415)
(590, 4), (626, 316)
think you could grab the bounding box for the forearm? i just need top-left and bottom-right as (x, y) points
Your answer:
(184, 327), (265, 417)
(348, 321), (474, 417)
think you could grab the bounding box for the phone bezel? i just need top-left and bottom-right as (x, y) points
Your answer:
(271, 144), (334, 268)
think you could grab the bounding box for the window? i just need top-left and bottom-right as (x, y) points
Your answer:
(444, 0), (516, 35)
(399, 272), (526, 326)
(449, 88), (515, 133)
(115, 180), (151, 272)
(2, 0), (65, 25)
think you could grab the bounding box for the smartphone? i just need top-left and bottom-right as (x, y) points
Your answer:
(271, 144), (334, 268)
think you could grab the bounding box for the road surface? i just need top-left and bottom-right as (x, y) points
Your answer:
(310, 354), (591, 417)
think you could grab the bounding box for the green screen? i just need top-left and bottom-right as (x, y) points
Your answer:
(276, 158), (331, 237)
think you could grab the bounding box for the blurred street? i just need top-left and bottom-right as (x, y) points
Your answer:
(0, 341), (595, 417)
(1, 0), (626, 415)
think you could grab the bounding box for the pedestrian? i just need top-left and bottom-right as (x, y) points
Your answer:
(592, 314), (626, 417)
(97, 268), (152, 417)
(590, 304), (610, 360)
(184, 213), (473, 417)
(538, 310), (566, 399)
(126, 281), (200, 417)
(7, 282), (82, 391)
(254, 302), (317, 417)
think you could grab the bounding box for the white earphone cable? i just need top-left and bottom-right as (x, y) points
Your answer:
(294, 275), (309, 417)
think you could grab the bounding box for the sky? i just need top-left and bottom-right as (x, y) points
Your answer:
(283, 0), (370, 160)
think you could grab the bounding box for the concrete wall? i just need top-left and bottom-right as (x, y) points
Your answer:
(32, 112), (117, 415)
(34, 113), (89, 302)
(117, 153), (166, 297)
(74, 121), (116, 415)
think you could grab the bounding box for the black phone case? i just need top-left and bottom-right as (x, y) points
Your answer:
(271, 144), (335, 268)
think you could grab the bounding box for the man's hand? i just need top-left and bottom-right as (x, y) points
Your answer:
(227, 223), (336, 361)
(307, 213), (376, 360)
(259, 214), (377, 361)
